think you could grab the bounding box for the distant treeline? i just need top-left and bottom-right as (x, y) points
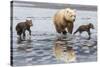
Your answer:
(11, 1), (97, 11)
(12, 16), (52, 20)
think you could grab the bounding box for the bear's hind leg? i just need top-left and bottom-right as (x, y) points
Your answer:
(17, 31), (22, 40)
(61, 25), (67, 35)
(67, 23), (73, 34)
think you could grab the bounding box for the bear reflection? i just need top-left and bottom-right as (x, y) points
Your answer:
(16, 39), (33, 52)
(53, 39), (76, 63)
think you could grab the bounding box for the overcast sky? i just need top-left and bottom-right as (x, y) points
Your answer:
(13, 0), (98, 5)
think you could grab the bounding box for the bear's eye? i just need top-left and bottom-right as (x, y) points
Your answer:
(67, 10), (69, 13)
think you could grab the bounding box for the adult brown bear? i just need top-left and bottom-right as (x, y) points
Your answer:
(53, 8), (76, 35)
(16, 19), (33, 40)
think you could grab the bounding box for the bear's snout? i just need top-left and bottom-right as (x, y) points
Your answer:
(73, 19), (75, 22)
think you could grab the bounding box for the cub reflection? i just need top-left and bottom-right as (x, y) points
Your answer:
(16, 38), (33, 52)
(53, 40), (76, 63)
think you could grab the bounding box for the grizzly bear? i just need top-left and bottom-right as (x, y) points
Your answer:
(74, 23), (94, 39)
(53, 8), (76, 35)
(16, 19), (33, 40)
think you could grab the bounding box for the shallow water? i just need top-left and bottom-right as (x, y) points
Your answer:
(12, 7), (97, 66)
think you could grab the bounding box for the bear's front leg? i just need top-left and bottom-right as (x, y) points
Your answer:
(67, 23), (73, 34)
(62, 30), (67, 35)
(27, 28), (31, 36)
(87, 30), (91, 40)
(60, 25), (67, 35)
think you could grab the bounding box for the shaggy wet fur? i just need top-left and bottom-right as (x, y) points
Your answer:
(74, 23), (94, 39)
(16, 20), (33, 40)
(53, 8), (76, 35)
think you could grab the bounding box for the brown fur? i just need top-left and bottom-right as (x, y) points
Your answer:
(74, 23), (94, 39)
(53, 8), (76, 35)
(16, 20), (33, 40)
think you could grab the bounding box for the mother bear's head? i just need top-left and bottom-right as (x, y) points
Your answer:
(64, 8), (76, 22)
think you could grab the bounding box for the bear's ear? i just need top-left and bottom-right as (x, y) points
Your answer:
(66, 9), (69, 13)
(66, 8), (70, 13)
(26, 19), (29, 22)
(66, 10), (69, 13)
(89, 23), (92, 25)
(30, 20), (32, 22)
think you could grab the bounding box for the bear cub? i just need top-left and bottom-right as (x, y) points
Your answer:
(74, 23), (94, 39)
(16, 19), (33, 40)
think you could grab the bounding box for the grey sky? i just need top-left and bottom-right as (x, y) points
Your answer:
(13, 0), (98, 5)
